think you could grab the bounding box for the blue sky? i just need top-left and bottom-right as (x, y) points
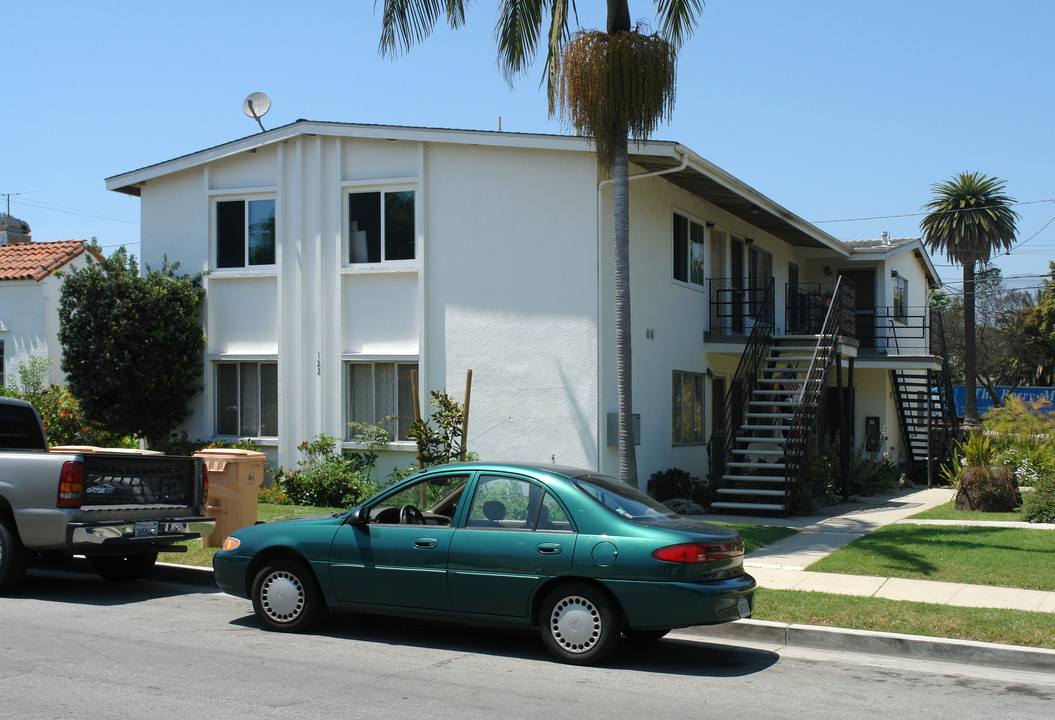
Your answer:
(5, 1), (1054, 294)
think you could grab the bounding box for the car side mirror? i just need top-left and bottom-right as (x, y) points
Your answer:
(347, 506), (370, 527)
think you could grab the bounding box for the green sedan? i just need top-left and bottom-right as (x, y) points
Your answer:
(213, 462), (755, 665)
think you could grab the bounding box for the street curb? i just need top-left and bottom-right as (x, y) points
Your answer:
(154, 562), (218, 588)
(682, 619), (1055, 673)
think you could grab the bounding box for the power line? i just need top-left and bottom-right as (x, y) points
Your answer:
(12, 197), (139, 224)
(814, 197), (1055, 225)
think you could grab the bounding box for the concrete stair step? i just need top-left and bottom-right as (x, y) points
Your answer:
(716, 488), (786, 498)
(710, 501), (786, 512)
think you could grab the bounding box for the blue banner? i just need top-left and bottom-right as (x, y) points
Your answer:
(952, 386), (1055, 417)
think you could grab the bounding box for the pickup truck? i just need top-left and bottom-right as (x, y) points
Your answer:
(0, 396), (214, 592)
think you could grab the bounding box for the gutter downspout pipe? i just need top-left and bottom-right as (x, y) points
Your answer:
(594, 145), (690, 474)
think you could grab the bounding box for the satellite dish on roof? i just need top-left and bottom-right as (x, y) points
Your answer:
(243, 92), (271, 132)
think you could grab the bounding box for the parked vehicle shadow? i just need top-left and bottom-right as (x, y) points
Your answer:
(229, 611), (779, 677)
(12, 560), (220, 606)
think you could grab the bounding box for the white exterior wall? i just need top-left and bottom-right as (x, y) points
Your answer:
(0, 253), (94, 389)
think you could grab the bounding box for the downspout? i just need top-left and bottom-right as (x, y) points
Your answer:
(594, 146), (690, 472)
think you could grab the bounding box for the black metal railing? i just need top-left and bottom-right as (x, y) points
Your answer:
(855, 306), (933, 355)
(708, 280), (776, 495)
(930, 307), (961, 443)
(782, 276), (856, 508)
(709, 277), (775, 336)
(785, 283), (836, 335)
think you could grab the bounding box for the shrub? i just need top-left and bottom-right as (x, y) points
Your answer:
(663, 497), (706, 515)
(1022, 476), (1055, 523)
(647, 468), (706, 504)
(257, 484), (291, 505)
(792, 453), (838, 515)
(277, 434), (380, 507)
(955, 464), (1021, 512)
(407, 391), (466, 468)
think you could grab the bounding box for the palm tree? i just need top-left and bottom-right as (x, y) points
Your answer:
(920, 172), (1018, 425)
(378, 1), (703, 484)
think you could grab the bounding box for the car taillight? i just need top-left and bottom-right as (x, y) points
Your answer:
(652, 540), (744, 564)
(201, 464), (210, 505)
(57, 461), (84, 509)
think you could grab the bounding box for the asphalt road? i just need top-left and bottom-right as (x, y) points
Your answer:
(2, 565), (1054, 720)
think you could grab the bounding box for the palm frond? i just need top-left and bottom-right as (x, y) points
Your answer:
(377, 0), (467, 58)
(495, 0), (546, 84)
(655, 0), (703, 49)
(920, 171), (1019, 266)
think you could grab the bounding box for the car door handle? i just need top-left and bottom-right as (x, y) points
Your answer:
(536, 543), (562, 555)
(413, 538), (438, 549)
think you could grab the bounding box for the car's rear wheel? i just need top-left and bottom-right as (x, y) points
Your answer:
(0, 515), (29, 594)
(90, 551), (158, 582)
(539, 582), (620, 665)
(252, 559), (321, 633)
(622, 628), (670, 642)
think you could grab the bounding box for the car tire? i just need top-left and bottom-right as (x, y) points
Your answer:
(622, 628), (670, 642)
(251, 559), (322, 633)
(90, 551), (158, 582)
(0, 514), (29, 594)
(539, 583), (620, 665)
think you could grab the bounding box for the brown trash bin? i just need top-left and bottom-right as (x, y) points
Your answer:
(194, 448), (266, 548)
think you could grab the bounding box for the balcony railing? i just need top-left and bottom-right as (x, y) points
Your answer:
(856, 306), (935, 355)
(708, 277), (775, 336)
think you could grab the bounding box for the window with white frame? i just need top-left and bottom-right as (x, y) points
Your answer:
(215, 361), (278, 437)
(348, 190), (415, 264)
(346, 361), (417, 441)
(673, 212), (706, 287)
(893, 275), (908, 323)
(216, 198), (276, 268)
(672, 370), (705, 445)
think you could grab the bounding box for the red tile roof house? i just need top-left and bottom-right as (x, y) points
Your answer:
(0, 230), (103, 389)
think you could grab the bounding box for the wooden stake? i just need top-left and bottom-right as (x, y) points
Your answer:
(411, 369), (424, 470)
(460, 369), (472, 459)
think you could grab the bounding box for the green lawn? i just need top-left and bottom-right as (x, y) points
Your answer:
(753, 588), (1055, 649)
(806, 524), (1055, 591)
(714, 522), (799, 554)
(910, 500), (1024, 523)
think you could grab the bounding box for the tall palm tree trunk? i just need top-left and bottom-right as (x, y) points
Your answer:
(963, 260), (979, 424)
(612, 132), (638, 484)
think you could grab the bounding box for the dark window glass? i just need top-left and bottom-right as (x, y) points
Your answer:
(385, 191), (415, 261)
(690, 220), (706, 286)
(247, 200), (276, 265)
(216, 364), (239, 435)
(217, 201), (246, 268)
(0, 401), (47, 450)
(673, 213), (688, 282)
(260, 363), (278, 436)
(349, 192), (382, 263)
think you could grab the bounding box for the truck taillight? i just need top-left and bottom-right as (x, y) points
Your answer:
(201, 464), (209, 505)
(57, 461), (84, 509)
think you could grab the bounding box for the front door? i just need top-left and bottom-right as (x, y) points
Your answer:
(838, 269), (876, 349)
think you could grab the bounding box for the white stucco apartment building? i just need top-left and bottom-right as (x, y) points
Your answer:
(106, 121), (947, 508)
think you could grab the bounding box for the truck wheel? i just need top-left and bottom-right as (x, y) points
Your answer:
(0, 515), (29, 594)
(90, 552), (158, 582)
(251, 559), (322, 633)
(538, 582), (621, 665)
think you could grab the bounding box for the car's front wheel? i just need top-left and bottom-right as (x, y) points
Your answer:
(90, 551), (158, 582)
(251, 559), (321, 632)
(539, 583), (620, 665)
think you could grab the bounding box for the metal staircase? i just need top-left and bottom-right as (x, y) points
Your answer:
(710, 277), (855, 514)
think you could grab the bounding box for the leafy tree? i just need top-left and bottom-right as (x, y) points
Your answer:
(920, 172), (1018, 424)
(58, 247), (206, 446)
(378, 0), (704, 483)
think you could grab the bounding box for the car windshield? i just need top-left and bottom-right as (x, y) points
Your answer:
(573, 474), (679, 523)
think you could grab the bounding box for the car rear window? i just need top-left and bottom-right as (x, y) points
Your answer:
(573, 474), (679, 523)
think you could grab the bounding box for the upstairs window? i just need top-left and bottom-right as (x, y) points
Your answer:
(348, 190), (415, 264)
(217, 199), (276, 268)
(673, 212), (706, 287)
(893, 275), (908, 323)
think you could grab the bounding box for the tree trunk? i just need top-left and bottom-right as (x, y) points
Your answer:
(612, 132), (637, 485)
(963, 260), (979, 424)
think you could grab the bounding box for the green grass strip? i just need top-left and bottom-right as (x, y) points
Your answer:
(807, 524), (1055, 591)
(754, 587), (1055, 649)
(714, 522), (800, 554)
(910, 500), (1024, 522)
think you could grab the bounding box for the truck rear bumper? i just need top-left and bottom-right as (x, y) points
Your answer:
(67, 518), (216, 547)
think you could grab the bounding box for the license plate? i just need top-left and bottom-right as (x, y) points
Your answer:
(737, 596), (751, 618)
(134, 521), (159, 538)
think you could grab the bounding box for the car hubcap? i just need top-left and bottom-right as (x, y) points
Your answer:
(260, 570), (305, 622)
(549, 595), (601, 653)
